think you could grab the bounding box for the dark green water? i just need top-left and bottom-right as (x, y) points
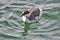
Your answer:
(0, 0), (60, 40)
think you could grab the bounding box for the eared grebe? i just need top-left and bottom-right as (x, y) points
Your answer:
(21, 7), (42, 23)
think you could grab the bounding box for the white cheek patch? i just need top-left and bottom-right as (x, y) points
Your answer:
(22, 14), (30, 22)
(22, 16), (26, 22)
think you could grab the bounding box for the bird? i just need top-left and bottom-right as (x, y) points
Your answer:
(21, 7), (42, 23)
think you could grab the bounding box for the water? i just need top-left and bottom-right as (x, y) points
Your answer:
(0, 0), (60, 40)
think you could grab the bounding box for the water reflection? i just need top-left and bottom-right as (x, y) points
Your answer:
(22, 22), (30, 36)
(22, 22), (39, 36)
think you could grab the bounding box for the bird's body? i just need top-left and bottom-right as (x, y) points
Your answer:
(21, 7), (42, 23)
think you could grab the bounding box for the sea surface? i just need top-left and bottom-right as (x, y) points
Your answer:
(0, 0), (60, 40)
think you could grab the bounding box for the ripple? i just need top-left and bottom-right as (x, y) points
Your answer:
(0, 0), (60, 40)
